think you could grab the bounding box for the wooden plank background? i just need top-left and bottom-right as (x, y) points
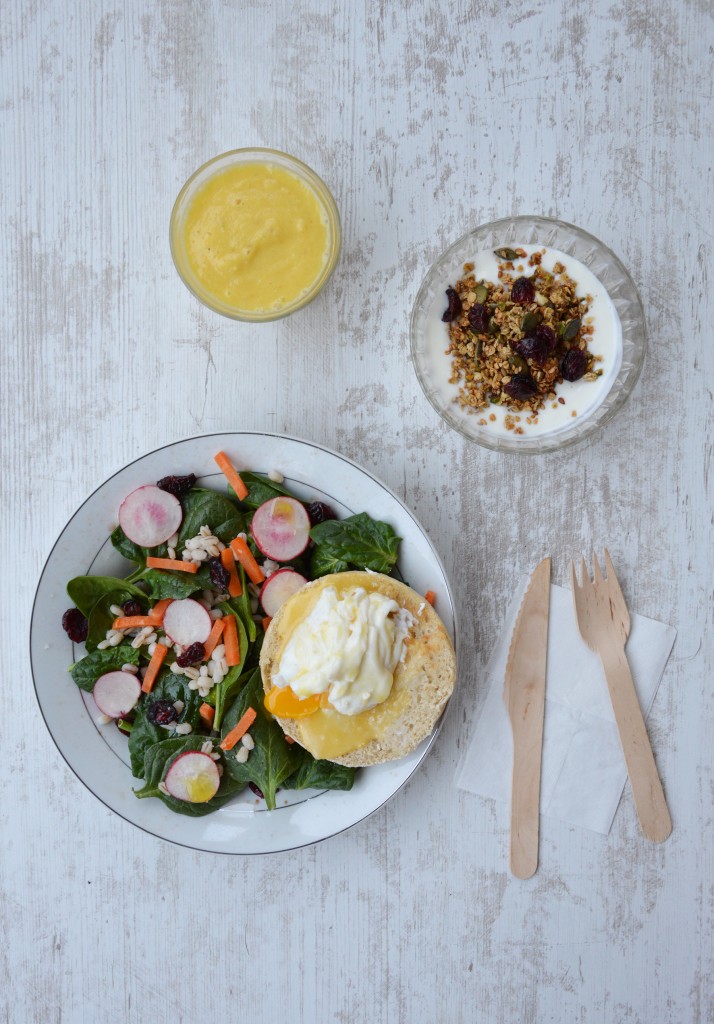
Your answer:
(1, 0), (712, 1021)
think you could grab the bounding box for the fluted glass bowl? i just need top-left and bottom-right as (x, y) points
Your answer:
(410, 216), (646, 454)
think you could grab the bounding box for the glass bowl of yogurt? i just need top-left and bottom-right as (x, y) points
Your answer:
(410, 216), (646, 453)
(170, 148), (341, 322)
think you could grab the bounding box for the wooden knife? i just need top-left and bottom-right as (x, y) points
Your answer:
(503, 557), (551, 879)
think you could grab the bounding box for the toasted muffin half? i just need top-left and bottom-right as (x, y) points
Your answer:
(259, 570), (456, 767)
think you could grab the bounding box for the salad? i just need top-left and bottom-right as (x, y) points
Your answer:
(61, 450), (401, 814)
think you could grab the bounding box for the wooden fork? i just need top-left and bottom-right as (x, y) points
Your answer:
(570, 550), (672, 843)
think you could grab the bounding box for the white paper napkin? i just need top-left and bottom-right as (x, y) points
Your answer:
(456, 579), (676, 834)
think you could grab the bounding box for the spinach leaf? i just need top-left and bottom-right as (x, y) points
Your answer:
(110, 524), (167, 566)
(127, 670), (204, 777)
(139, 566), (211, 601)
(69, 645), (141, 692)
(309, 546), (350, 578)
(221, 668), (301, 809)
(133, 736), (244, 816)
(309, 513), (401, 575)
(232, 471), (296, 510)
(85, 587), (150, 652)
(213, 607), (249, 729)
(177, 488), (245, 547)
(286, 752), (356, 793)
(221, 568), (256, 644)
(67, 575), (146, 619)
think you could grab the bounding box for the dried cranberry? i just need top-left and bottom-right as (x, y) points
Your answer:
(208, 557), (231, 591)
(122, 599), (143, 617)
(467, 303), (490, 333)
(515, 336), (547, 367)
(511, 277), (535, 304)
(248, 782), (265, 799)
(61, 608), (88, 643)
(441, 287), (462, 322)
(176, 642), (205, 667)
(560, 349), (588, 381)
(504, 374), (538, 401)
(307, 502), (337, 526)
(146, 699), (178, 726)
(535, 323), (557, 352)
(156, 474), (196, 498)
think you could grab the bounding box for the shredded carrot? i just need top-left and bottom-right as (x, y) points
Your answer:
(230, 536), (265, 585)
(214, 450), (249, 501)
(284, 735), (295, 744)
(199, 702), (215, 728)
(261, 616), (272, 631)
(424, 590), (437, 606)
(112, 615), (158, 630)
(223, 615), (241, 667)
(148, 598), (173, 624)
(146, 556), (198, 574)
(219, 707), (257, 750)
(219, 547), (243, 598)
(141, 644), (168, 693)
(203, 617), (225, 659)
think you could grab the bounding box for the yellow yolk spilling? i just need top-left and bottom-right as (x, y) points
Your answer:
(184, 773), (217, 803)
(183, 162), (329, 312)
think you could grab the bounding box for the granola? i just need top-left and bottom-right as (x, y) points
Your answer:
(441, 248), (601, 422)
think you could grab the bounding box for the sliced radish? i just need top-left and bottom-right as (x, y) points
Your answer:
(162, 598), (211, 646)
(118, 485), (183, 548)
(93, 670), (141, 719)
(251, 497), (311, 561)
(260, 568), (308, 617)
(164, 751), (220, 803)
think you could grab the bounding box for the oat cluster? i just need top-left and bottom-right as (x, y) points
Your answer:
(443, 248), (602, 430)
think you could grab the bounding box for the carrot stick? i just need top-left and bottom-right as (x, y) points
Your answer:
(223, 615), (240, 667)
(230, 536), (265, 585)
(203, 617), (225, 659)
(146, 557), (198, 574)
(149, 598), (173, 624)
(199, 703), (215, 728)
(219, 547), (243, 597)
(214, 450), (249, 501)
(219, 707), (257, 750)
(261, 616), (272, 631)
(424, 590), (436, 606)
(141, 644), (168, 693)
(112, 615), (159, 630)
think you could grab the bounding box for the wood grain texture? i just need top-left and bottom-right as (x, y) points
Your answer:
(1, 0), (712, 1021)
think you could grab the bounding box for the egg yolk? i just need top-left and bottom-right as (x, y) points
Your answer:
(264, 686), (331, 717)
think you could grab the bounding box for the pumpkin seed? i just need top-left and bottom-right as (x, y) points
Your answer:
(474, 283), (489, 304)
(562, 318), (581, 341)
(494, 247), (518, 261)
(521, 311), (539, 334)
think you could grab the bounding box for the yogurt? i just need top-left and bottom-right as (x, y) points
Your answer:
(420, 246), (623, 438)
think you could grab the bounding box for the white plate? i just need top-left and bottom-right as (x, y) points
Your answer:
(31, 433), (457, 854)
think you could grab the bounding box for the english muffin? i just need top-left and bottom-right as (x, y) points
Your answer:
(259, 570), (456, 767)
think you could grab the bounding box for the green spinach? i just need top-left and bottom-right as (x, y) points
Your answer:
(69, 645), (141, 692)
(221, 668), (301, 809)
(85, 587), (150, 652)
(232, 471), (296, 510)
(67, 574), (146, 619)
(127, 670), (203, 777)
(309, 513), (400, 575)
(133, 736), (244, 816)
(139, 566), (211, 601)
(286, 752), (356, 792)
(177, 488), (245, 547)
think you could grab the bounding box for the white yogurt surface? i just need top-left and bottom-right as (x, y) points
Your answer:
(421, 245), (623, 438)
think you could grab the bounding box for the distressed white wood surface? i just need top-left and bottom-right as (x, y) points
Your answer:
(2, 1), (712, 1021)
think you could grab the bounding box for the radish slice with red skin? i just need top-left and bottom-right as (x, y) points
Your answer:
(118, 485), (183, 548)
(260, 568), (308, 617)
(162, 599), (212, 646)
(250, 497), (311, 562)
(93, 671), (142, 719)
(164, 751), (220, 803)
